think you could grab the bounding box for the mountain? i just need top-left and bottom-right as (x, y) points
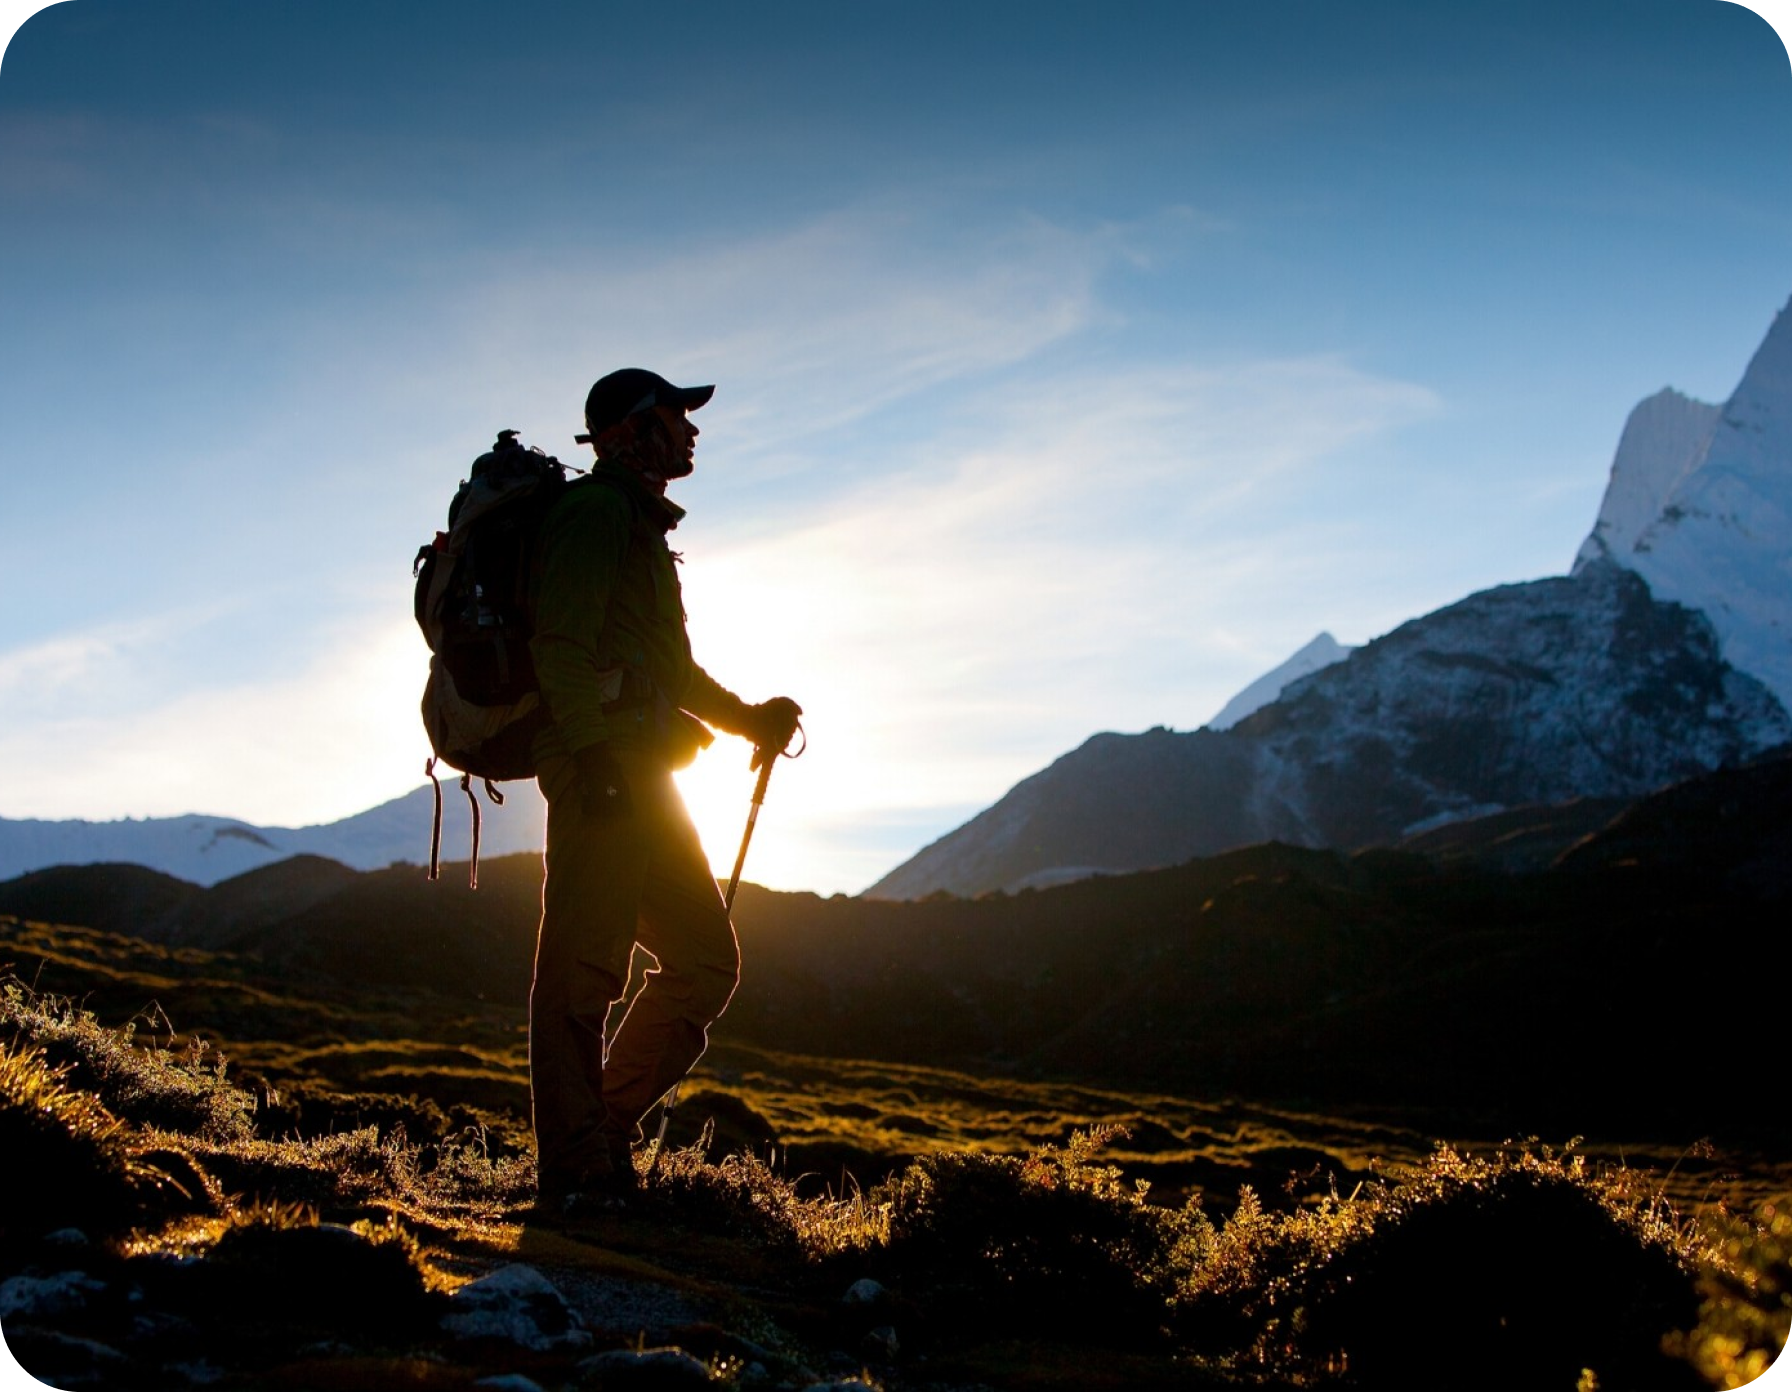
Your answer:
(869, 298), (1792, 899)
(0, 851), (545, 1002)
(867, 565), (1790, 898)
(1205, 631), (1353, 730)
(1574, 296), (1792, 710)
(0, 781), (548, 887)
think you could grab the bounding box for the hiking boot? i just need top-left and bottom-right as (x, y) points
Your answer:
(535, 1154), (636, 1224)
(606, 1130), (642, 1187)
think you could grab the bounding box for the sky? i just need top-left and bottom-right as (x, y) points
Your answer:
(1, 0), (1789, 898)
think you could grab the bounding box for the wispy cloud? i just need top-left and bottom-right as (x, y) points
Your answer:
(4, 188), (1437, 891)
(362, 198), (1135, 468)
(675, 351), (1440, 888)
(0, 609), (427, 826)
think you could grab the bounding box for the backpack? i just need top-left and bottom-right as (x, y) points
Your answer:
(413, 430), (570, 883)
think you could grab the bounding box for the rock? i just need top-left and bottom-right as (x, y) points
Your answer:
(441, 1263), (593, 1352)
(841, 1278), (888, 1307)
(1, 1327), (130, 1388)
(0, 1270), (107, 1321)
(574, 1346), (712, 1389)
(862, 1325), (899, 1359)
(474, 1376), (547, 1392)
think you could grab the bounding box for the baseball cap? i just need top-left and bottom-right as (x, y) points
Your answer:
(576, 368), (714, 444)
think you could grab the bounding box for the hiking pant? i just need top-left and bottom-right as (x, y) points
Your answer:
(529, 747), (740, 1188)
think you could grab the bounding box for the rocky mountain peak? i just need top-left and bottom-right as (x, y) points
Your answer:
(1574, 296), (1792, 711)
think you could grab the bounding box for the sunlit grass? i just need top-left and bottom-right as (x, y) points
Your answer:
(2, 926), (1789, 1386)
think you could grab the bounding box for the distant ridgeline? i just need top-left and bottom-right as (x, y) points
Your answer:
(870, 298), (1792, 900)
(0, 783), (548, 888)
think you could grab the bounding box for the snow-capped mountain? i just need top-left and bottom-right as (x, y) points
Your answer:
(1206, 632), (1353, 730)
(867, 299), (1792, 899)
(1574, 296), (1792, 709)
(0, 781), (547, 887)
(865, 564), (1790, 898)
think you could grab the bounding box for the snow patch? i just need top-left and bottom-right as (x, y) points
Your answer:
(1207, 632), (1353, 730)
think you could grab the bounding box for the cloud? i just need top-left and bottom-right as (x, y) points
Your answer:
(673, 350), (1440, 889)
(3, 190), (1438, 893)
(377, 199), (1126, 463)
(0, 604), (240, 720)
(0, 609), (428, 826)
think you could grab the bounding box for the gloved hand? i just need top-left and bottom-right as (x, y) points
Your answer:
(742, 696), (803, 769)
(573, 743), (632, 820)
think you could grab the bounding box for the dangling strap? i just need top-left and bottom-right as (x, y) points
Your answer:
(485, 779), (505, 807)
(460, 773), (482, 890)
(426, 758), (443, 881)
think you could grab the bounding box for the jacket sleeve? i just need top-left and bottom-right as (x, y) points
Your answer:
(681, 663), (751, 734)
(529, 487), (632, 754)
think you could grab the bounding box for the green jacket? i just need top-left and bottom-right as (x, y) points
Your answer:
(527, 461), (746, 764)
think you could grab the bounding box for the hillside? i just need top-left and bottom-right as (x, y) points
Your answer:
(1, 752), (1789, 1388)
(3, 968), (1773, 1391)
(3, 748), (1792, 1390)
(6, 748), (1789, 1155)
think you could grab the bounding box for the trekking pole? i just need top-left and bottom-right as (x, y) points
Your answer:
(645, 723), (803, 1180)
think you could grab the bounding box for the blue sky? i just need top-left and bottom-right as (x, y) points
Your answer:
(1, 0), (1789, 895)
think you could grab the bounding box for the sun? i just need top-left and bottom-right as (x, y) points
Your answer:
(673, 745), (769, 891)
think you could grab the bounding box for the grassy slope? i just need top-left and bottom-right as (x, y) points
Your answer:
(0, 916), (1788, 1389)
(2, 754), (1789, 1387)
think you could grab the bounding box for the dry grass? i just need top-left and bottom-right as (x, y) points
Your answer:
(1, 932), (1788, 1388)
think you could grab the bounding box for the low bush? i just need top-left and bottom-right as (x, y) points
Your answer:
(0, 980), (256, 1142)
(0, 1041), (144, 1243)
(1177, 1143), (1713, 1387)
(868, 1125), (1190, 1341)
(1671, 1195), (1792, 1388)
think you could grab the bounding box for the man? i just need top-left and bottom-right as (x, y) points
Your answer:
(526, 367), (801, 1216)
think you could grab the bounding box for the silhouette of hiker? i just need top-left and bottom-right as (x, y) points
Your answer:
(526, 369), (801, 1217)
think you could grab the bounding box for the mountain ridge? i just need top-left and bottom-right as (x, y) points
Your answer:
(867, 565), (1789, 898)
(0, 782), (548, 888)
(4, 746), (1787, 1140)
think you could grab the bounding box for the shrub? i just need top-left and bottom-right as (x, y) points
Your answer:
(0, 981), (255, 1142)
(869, 1125), (1186, 1340)
(1176, 1143), (1710, 1389)
(643, 1134), (821, 1260)
(1670, 1195), (1792, 1388)
(201, 1203), (444, 1333)
(0, 1041), (144, 1243)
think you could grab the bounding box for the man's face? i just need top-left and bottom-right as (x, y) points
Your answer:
(647, 404), (698, 479)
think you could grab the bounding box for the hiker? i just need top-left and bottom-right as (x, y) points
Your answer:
(526, 368), (801, 1216)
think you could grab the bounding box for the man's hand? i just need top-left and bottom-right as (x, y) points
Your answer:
(573, 743), (632, 820)
(743, 697), (802, 768)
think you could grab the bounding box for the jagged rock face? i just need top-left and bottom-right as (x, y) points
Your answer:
(1574, 388), (1722, 572)
(1575, 297), (1792, 710)
(1241, 563), (1787, 844)
(866, 565), (1790, 899)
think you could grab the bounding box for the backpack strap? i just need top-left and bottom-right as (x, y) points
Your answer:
(426, 758), (444, 882)
(461, 773), (481, 890)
